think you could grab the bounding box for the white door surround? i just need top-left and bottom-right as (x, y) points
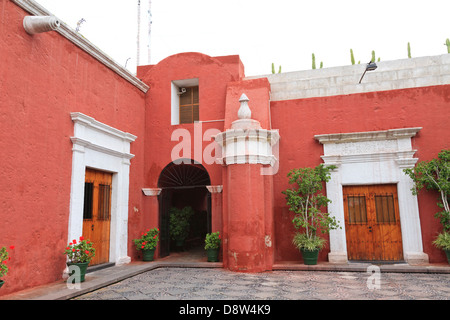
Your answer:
(315, 127), (429, 265)
(68, 112), (136, 266)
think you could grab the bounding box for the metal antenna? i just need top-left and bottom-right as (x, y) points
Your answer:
(137, 0), (141, 66)
(148, 0), (152, 64)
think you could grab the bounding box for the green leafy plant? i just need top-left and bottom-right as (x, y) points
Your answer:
(292, 233), (326, 251)
(133, 227), (159, 250)
(312, 53), (316, 69)
(433, 231), (450, 250)
(282, 164), (340, 251)
(0, 246), (14, 279)
(404, 149), (450, 254)
(404, 149), (450, 232)
(63, 237), (95, 263)
(169, 206), (194, 241)
(204, 231), (221, 250)
(445, 38), (450, 54)
(407, 42), (412, 58)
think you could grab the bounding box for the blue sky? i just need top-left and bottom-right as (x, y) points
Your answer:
(36, 0), (450, 76)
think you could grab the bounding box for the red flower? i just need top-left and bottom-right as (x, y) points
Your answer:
(72, 249), (76, 252)
(153, 235), (157, 239)
(141, 245), (145, 249)
(79, 236), (84, 241)
(72, 239), (77, 244)
(9, 246), (15, 250)
(85, 250), (89, 254)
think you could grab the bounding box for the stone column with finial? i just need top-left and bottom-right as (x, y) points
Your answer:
(215, 94), (279, 272)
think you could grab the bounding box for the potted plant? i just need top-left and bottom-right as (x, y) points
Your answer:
(0, 245), (14, 289)
(204, 231), (221, 262)
(63, 236), (95, 282)
(404, 149), (450, 264)
(282, 164), (340, 265)
(169, 206), (194, 249)
(133, 227), (159, 261)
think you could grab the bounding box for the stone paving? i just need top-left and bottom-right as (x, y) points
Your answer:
(74, 267), (450, 300)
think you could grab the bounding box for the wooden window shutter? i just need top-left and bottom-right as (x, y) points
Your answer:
(179, 86), (199, 124)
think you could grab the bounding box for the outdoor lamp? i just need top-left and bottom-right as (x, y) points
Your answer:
(359, 61), (378, 83)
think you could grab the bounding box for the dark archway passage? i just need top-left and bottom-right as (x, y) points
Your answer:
(158, 160), (211, 258)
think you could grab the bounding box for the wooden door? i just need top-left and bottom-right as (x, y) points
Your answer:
(343, 184), (403, 261)
(83, 168), (112, 266)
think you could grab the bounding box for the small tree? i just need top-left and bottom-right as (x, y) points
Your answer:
(404, 149), (450, 232)
(282, 164), (340, 250)
(169, 206), (194, 242)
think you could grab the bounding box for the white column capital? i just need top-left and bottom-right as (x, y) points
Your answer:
(206, 185), (223, 193)
(142, 188), (162, 196)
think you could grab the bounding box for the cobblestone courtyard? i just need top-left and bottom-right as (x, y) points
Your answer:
(74, 267), (450, 300)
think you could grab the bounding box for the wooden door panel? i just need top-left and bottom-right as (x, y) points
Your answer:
(343, 184), (403, 261)
(83, 169), (112, 266)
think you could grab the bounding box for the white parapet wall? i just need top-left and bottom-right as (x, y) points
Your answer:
(248, 54), (450, 101)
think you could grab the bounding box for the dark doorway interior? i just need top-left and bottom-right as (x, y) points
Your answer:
(158, 160), (211, 258)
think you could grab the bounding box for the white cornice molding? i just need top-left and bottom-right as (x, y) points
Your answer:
(314, 127), (422, 144)
(206, 185), (223, 193)
(141, 188), (162, 196)
(71, 112), (137, 142)
(11, 0), (149, 93)
(70, 137), (135, 161)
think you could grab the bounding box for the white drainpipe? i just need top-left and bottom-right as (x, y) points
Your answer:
(23, 16), (60, 35)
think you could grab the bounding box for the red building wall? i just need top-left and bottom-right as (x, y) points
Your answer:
(271, 85), (450, 263)
(1, 0), (449, 297)
(0, 1), (147, 295)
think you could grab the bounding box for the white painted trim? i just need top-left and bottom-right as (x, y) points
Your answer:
(206, 185), (223, 193)
(315, 127), (429, 265)
(142, 188), (161, 196)
(68, 112), (136, 268)
(171, 78), (199, 125)
(11, 0), (149, 93)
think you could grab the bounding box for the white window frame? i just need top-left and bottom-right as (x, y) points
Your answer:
(171, 78), (199, 125)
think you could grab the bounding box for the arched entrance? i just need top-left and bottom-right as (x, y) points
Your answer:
(158, 159), (211, 257)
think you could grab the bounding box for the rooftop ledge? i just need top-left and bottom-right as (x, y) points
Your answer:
(11, 0), (149, 93)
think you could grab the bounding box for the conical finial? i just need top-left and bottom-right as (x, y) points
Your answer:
(238, 93), (251, 119)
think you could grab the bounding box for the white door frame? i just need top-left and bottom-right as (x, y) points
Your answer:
(315, 127), (429, 265)
(68, 112), (136, 266)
